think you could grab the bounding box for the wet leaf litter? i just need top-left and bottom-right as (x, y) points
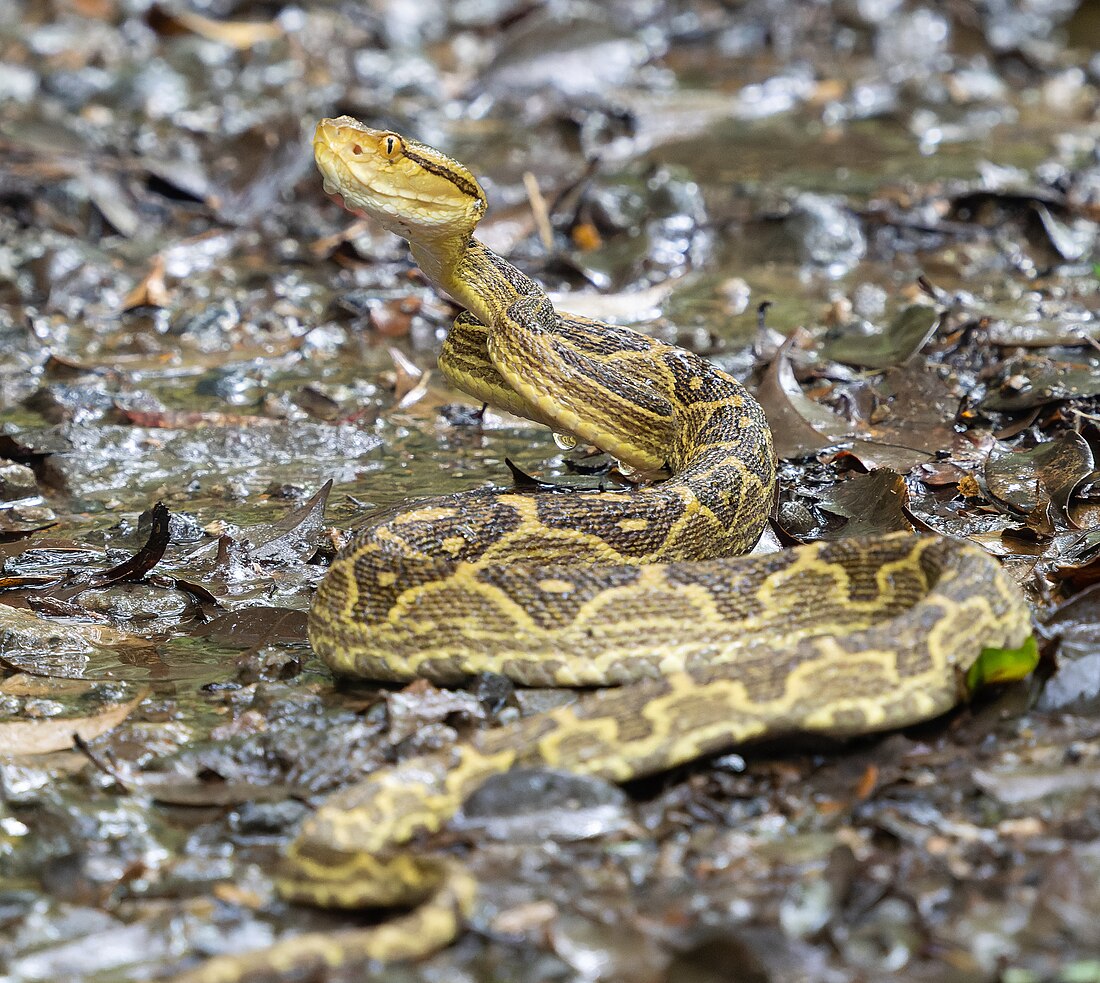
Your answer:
(1, 1), (1099, 981)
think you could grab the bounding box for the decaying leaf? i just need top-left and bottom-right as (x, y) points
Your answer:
(0, 674), (148, 755)
(1037, 585), (1100, 713)
(121, 256), (170, 310)
(756, 334), (853, 459)
(86, 502), (172, 588)
(115, 408), (281, 429)
(0, 601), (145, 678)
(242, 481), (332, 563)
(814, 469), (912, 538)
(820, 304), (940, 369)
(1051, 530), (1100, 590)
(148, 5), (283, 49)
(982, 355), (1100, 412)
(985, 432), (1095, 525)
(186, 606), (308, 652)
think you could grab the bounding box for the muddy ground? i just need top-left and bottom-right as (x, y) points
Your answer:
(1, 1), (1100, 981)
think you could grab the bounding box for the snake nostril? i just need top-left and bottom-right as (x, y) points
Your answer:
(352, 144), (363, 155)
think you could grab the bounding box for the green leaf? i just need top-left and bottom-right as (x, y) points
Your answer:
(966, 635), (1039, 693)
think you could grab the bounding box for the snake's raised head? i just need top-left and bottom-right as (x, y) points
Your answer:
(314, 116), (486, 242)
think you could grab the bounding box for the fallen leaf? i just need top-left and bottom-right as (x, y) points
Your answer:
(187, 606), (308, 652)
(820, 304), (939, 369)
(1037, 584), (1100, 713)
(965, 635), (1039, 693)
(0, 602), (144, 678)
(149, 5), (283, 49)
(985, 431), (1094, 525)
(974, 762), (1100, 806)
(387, 347), (429, 408)
(814, 469), (912, 538)
(244, 481), (331, 563)
(547, 278), (680, 325)
(78, 167), (142, 238)
(756, 332), (853, 459)
(0, 674), (148, 755)
(85, 502), (171, 587)
(1051, 530), (1100, 590)
(982, 354), (1100, 412)
(122, 256), (170, 310)
(115, 408), (279, 429)
(143, 777), (298, 807)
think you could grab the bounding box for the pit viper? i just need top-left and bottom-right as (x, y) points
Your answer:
(168, 118), (1033, 981)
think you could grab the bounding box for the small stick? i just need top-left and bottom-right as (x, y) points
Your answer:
(523, 171), (554, 251)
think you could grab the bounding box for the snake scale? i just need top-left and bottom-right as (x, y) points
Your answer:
(168, 118), (1032, 981)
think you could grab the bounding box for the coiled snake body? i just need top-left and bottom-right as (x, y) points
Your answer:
(171, 119), (1032, 981)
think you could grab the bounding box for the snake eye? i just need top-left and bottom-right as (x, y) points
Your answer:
(379, 133), (404, 159)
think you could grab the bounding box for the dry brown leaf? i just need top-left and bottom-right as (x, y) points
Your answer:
(70, 0), (115, 16)
(386, 347), (431, 408)
(169, 9), (283, 49)
(309, 218), (371, 258)
(757, 331), (853, 459)
(122, 255), (170, 310)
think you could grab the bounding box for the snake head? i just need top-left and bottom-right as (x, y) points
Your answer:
(313, 116), (487, 241)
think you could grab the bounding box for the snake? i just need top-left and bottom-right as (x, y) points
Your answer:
(168, 118), (1033, 982)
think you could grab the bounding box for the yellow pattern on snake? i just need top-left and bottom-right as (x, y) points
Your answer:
(170, 118), (1032, 981)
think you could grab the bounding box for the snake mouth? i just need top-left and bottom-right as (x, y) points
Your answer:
(312, 138), (339, 185)
(312, 123), (405, 223)
(313, 129), (374, 220)
(312, 128), (346, 197)
(313, 117), (375, 201)
(312, 115), (487, 241)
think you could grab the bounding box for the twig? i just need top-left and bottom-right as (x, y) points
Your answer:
(523, 171), (554, 251)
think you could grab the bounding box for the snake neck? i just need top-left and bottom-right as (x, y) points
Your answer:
(411, 235), (539, 328)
